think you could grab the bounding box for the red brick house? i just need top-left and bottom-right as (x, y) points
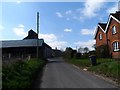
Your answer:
(95, 11), (120, 59)
(95, 23), (107, 47)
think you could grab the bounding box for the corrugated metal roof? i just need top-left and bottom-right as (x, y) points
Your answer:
(1, 39), (44, 48)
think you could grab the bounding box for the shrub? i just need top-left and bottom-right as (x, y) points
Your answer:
(2, 59), (45, 88)
(96, 45), (110, 58)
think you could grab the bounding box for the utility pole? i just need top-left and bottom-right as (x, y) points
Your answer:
(76, 46), (78, 53)
(37, 12), (39, 59)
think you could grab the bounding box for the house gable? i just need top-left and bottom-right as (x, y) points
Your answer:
(95, 24), (107, 47)
(94, 23), (106, 39)
(105, 13), (120, 33)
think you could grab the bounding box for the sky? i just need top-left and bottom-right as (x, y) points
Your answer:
(0, 0), (119, 51)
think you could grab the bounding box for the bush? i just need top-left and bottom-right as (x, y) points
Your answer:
(2, 59), (45, 88)
(96, 45), (110, 58)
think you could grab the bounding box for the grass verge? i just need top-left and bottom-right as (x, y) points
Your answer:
(65, 58), (120, 84)
(2, 58), (46, 89)
(88, 61), (120, 83)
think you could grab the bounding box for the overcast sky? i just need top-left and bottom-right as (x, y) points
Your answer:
(0, 0), (119, 50)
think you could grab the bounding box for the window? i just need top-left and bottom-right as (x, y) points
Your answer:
(113, 42), (119, 51)
(99, 34), (102, 40)
(112, 26), (117, 34)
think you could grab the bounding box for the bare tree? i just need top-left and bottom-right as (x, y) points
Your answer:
(92, 44), (96, 50)
(78, 47), (83, 53)
(83, 47), (89, 53)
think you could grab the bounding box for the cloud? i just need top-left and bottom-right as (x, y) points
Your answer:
(81, 0), (106, 18)
(74, 40), (96, 50)
(13, 24), (27, 37)
(81, 28), (95, 35)
(39, 33), (57, 42)
(17, 0), (22, 4)
(48, 41), (67, 49)
(0, 25), (4, 31)
(39, 33), (67, 49)
(56, 12), (63, 18)
(107, 3), (117, 13)
(64, 28), (72, 32)
(65, 10), (72, 14)
(62, 0), (106, 21)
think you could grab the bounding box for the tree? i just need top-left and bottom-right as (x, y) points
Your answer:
(92, 44), (96, 50)
(83, 47), (89, 53)
(78, 47), (84, 54)
(64, 47), (76, 59)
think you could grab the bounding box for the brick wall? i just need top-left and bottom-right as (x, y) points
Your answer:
(106, 19), (120, 59)
(96, 27), (107, 47)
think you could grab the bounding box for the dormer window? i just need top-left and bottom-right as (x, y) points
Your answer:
(99, 34), (102, 40)
(112, 26), (117, 34)
(113, 42), (119, 51)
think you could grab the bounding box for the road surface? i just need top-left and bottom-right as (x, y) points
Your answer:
(40, 57), (118, 88)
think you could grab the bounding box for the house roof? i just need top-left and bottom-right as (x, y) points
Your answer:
(94, 23), (107, 39)
(98, 23), (106, 30)
(105, 11), (120, 32)
(111, 11), (120, 21)
(1, 39), (44, 48)
(23, 29), (38, 40)
(95, 11), (120, 39)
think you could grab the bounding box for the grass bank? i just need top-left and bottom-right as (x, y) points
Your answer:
(2, 58), (46, 89)
(89, 61), (120, 81)
(65, 58), (120, 83)
(66, 58), (113, 68)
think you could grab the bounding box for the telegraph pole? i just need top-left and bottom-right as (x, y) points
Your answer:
(37, 12), (39, 59)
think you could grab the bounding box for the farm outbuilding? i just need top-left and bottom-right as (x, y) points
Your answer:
(1, 30), (53, 60)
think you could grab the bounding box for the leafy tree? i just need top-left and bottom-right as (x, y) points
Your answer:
(64, 47), (76, 59)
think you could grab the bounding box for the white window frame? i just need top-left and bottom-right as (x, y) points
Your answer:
(99, 34), (102, 40)
(112, 26), (117, 34)
(113, 42), (119, 51)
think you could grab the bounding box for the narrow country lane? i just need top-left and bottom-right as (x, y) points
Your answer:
(39, 57), (118, 88)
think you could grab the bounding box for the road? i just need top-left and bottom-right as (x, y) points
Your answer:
(39, 57), (118, 88)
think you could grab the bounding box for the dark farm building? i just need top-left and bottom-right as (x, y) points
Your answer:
(2, 30), (53, 60)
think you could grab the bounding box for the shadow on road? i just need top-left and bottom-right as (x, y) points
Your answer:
(47, 57), (64, 63)
(48, 60), (64, 63)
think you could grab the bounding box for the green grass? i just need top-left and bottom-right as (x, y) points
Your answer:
(97, 58), (113, 63)
(66, 58), (114, 67)
(88, 61), (120, 81)
(2, 58), (45, 88)
(66, 58), (120, 82)
(66, 58), (91, 68)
